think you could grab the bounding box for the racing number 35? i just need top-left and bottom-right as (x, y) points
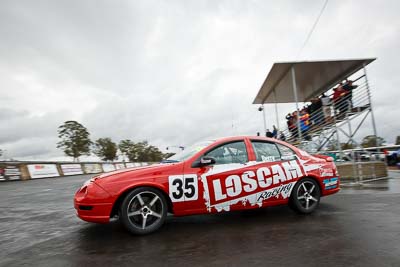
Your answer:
(168, 174), (198, 202)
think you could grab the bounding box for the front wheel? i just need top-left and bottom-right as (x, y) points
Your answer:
(290, 178), (320, 214)
(120, 187), (168, 235)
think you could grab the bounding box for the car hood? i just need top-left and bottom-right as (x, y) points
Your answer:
(96, 164), (162, 179)
(93, 162), (182, 185)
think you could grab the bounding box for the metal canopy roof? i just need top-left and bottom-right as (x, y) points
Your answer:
(253, 58), (376, 104)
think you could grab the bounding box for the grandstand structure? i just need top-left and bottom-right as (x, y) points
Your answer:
(253, 58), (377, 161)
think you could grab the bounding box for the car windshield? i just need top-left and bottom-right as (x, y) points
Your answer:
(166, 140), (215, 162)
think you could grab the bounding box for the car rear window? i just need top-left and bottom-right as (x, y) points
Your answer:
(276, 143), (297, 160)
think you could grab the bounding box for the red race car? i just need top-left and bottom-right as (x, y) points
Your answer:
(74, 136), (340, 234)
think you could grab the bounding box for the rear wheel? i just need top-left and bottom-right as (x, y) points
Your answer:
(120, 187), (167, 235)
(290, 178), (320, 214)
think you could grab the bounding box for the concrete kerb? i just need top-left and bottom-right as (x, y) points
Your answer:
(340, 176), (391, 188)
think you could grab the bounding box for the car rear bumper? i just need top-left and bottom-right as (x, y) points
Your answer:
(321, 177), (340, 196)
(322, 187), (340, 196)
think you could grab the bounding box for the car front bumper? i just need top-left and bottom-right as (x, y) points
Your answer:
(74, 180), (114, 224)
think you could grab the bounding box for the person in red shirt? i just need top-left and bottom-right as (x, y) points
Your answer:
(333, 83), (345, 101)
(333, 83), (349, 118)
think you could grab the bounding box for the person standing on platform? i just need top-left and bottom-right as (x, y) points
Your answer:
(321, 93), (332, 123)
(343, 79), (358, 109)
(272, 125), (278, 138)
(300, 110), (311, 140)
(333, 83), (347, 118)
(279, 131), (286, 141)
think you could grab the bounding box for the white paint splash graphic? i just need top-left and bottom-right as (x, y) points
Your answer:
(200, 162), (259, 212)
(200, 161), (297, 213)
(298, 158), (322, 175)
(211, 182), (297, 212)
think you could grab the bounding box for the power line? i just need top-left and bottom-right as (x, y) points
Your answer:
(296, 0), (329, 59)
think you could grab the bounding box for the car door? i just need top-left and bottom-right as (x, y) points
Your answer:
(184, 140), (252, 214)
(246, 140), (302, 207)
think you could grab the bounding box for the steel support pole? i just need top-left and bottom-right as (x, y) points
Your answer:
(335, 129), (342, 159)
(262, 104), (267, 136)
(363, 64), (379, 147)
(291, 67), (302, 141)
(346, 109), (357, 177)
(332, 102), (342, 159)
(346, 107), (353, 146)
(273, 89), (280, 130)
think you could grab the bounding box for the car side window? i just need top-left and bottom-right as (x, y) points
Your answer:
(251, 141), (281, 162)
(276, 144), (297, 161)
(204, 141), (248, 165)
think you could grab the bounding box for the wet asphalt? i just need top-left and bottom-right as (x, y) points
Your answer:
(1, 172), (400, 267)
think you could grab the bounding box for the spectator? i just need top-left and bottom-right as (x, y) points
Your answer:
(320, 93), (332, 123)
(286, 113), (295, 138)
(282, 79), (360, 140)
(286, 113), (292, 128)
(290, 111), (298, 139)
(343, 79), (358, 109)
(279, 131), (286, 141)
(272, 125), (278, 138)
(309, 97), (323, 126)
(266, 129), (273, 138)
(333, 83), (348, 118)
(300, 110), (311, 140)
(332, 83), (343, 102)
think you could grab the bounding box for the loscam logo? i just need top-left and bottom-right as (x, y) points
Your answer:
(210, 160), (303, 202)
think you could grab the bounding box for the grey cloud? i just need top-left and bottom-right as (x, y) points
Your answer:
(0, 108), (68, 144)
(0, 108), (28, 121)
(0, 0), (399, 160)
(2, 137), (57, 159)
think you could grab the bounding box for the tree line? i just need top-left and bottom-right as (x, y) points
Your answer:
(56, 120), (167, 162)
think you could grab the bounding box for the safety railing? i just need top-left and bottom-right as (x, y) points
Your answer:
(279, 77), (371, 147)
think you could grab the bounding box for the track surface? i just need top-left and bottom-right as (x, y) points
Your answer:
(1, 172), (400, 266)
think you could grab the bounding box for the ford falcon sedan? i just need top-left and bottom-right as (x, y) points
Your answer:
(74, 136), (340, 234)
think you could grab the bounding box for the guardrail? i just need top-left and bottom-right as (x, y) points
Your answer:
(0, 161), (156, 182)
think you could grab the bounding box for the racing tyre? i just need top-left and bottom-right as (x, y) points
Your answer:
(290, 178), (320, 214)
(120, 187), (168, 235)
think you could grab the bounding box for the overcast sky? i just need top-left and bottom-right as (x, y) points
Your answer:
(0, 0), (399, 161)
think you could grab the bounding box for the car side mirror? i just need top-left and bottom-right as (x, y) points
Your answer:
(192, 156), (216, 168)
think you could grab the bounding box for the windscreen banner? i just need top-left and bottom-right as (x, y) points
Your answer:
(102, 163), (115, 172)
(125, 163), (135, 168)
(60, 164), (83, 176)
(0, 165), (21, 181)
(83, 164), (103, 174)
(28, 164), (60, 179)
(115, 163), (125, 170)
